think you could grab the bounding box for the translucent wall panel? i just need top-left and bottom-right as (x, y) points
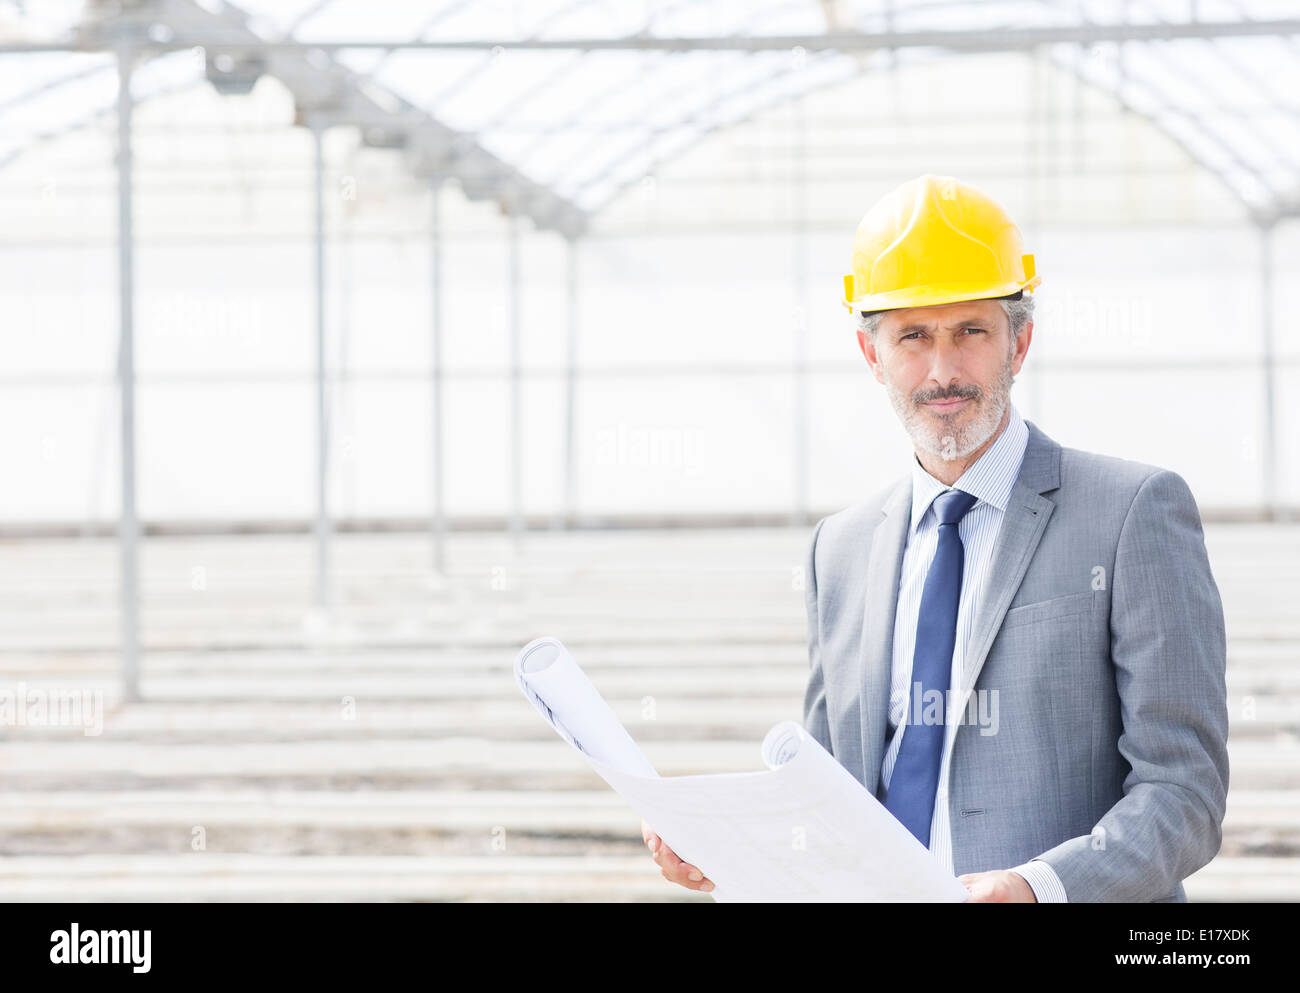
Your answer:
(1, 217), (1296, 524)
(0, 384), (117, 521)
(1030, 367), (1266, 509)
(136, 382), (315, 522)
(577, 375), (796, 515)
(135, 242), (316, 378)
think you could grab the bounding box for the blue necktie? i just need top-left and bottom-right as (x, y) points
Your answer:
(883, 487), (978, 847)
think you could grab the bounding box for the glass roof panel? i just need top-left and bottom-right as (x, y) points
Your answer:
(0, 53), (113, 164)
(0, 0), (1295, 224)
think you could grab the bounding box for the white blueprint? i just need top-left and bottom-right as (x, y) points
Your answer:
(514, 636), (969, 902)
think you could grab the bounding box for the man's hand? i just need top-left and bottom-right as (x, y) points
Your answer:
(642, 819), (714, 893)
(959, 869), (1037, 902)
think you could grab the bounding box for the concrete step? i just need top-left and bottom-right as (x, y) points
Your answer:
(0, 852), (1286, 902)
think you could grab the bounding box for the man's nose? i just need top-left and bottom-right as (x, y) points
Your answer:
(926, 337), (964, 388)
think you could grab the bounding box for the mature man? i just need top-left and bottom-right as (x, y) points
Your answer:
(646, 174), (1229, 902)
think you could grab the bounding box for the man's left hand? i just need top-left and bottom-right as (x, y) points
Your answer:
(958, 870), (1037, 903)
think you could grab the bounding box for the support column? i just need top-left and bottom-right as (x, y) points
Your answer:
(508, 212), (523, 543)
(430, 179), (446, 573)
(1259, 221), (1278, 520)
(312, 124), (330, 611)
(560, 235), (579, 530)
(791, 92), (809, 528)
(117, 42), (139, 702)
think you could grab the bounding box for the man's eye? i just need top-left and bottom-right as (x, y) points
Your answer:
(901, 332), (923, 341)
(963, 327), (986, 335)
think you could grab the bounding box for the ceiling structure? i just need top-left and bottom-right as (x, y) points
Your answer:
(0, 0), (1298, 231)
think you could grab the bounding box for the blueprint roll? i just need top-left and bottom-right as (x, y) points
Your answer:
(761, 720), (806, 769)
(515, 636), (659, 778)
(514, 637), (970, 902)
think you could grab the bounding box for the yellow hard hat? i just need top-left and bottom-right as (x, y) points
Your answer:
(842, 174), (1041, 314)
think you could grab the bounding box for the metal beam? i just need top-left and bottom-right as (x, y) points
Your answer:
(430, 179), (446, 575)
(24, 19), (1300, 55)
(90, 0), (591, 238)
(791, 90), (809, 529)
(1258, 221), (1279, 521)
(312, 122), (330, 613)
(507, 213), (523, 545)
(561, 236), (579, 530)
(116, 41), (139, 703)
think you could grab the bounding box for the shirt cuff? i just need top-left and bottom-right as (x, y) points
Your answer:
(1009, 859), (1068, 903)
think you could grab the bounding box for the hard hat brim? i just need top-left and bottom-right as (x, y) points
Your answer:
(843, 275), (1041, 314)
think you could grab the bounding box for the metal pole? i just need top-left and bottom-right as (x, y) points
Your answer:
(117, 43), (139, 702)
(1259, 221), (1278, 520)
(4, 22), (1300, 55)
(560, 235), (578, 530)
(337, 160), (355, 520)
(1026, 46), (1046, 420)
(791, 92), (809, 527)
(312, 123), (330, 611)
(508, 212), (523, 543)
(430, 178), (446, 573)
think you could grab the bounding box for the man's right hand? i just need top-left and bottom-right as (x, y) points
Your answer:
(642, 818), (714, 893)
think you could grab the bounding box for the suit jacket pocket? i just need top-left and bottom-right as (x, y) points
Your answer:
(1000, 590), (1096, 631)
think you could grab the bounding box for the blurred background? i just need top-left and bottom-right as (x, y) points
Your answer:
(0, 0), (1296, 901)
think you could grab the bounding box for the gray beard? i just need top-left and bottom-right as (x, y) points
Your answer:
(885, 357), (1014, 463)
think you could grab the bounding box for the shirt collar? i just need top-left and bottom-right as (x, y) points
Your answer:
(908, 402), (1029, 535)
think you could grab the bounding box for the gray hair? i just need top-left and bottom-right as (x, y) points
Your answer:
(856, 294), (1035, 348)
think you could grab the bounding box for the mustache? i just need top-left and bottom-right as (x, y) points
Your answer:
(914, 385), (981, 404)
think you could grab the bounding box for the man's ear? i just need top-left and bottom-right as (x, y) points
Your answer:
(1010, 320), (1033, 376)
(857, 330), (885, 385)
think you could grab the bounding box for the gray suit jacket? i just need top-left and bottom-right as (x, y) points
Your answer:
(802, 418), (1229, 902)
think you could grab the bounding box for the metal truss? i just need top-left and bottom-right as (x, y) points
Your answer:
(79, 0), (593, 236)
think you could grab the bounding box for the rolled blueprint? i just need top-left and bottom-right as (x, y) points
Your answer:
(514, 636), (969, 902)
(515, 636), (658, 778)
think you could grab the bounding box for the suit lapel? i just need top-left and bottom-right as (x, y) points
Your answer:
(857, 476), (911, 796)
(958, 420), (1062, 698)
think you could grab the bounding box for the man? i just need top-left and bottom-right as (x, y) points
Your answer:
(646, 174), (1229, 902)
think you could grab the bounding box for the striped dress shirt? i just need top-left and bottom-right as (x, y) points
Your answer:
(880, 401), (1067, 902)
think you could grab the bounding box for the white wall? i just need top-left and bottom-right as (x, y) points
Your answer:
(0, 214), (1294, 524)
